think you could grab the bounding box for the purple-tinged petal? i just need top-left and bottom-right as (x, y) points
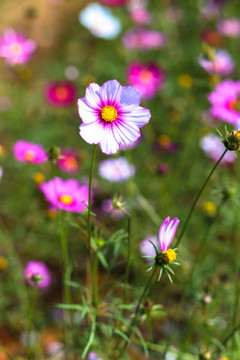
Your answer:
(85, 83), (102, 109)
(79, 121), (104, 144)
(78, 98), (100, 124)
(121, 106), (151, 128)
(112, 120), (140, 146)
(99, 125), (120, 154)
(100, 79), (122, 106)
(159, 216), (170, 252)
(163, 217), (180, 250)
(118, 86), (141, 110)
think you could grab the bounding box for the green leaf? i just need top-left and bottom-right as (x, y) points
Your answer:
(82, 316), (96, 359)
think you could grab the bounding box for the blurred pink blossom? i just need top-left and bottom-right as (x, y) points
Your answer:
(56, 149), (79, 174)
(44, 81), (77, 107)
(217, 18), (240, 38)
(13, 140), (48, 164)
(200, 133), (235, 166)
(24, 261), (51, 288)
(99, 157), (135, 182)
(198, 50), (234, 76)
(123, 28), (166, 50)
(0, 28), (36, 66)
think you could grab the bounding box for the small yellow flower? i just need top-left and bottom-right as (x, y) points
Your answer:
(158, 134), (171, 147)
(203, 201), (217, 217)
(0, 257), (8, 270)
(168, 110), (181, 123)
(33, 172), (45, 184)
(178, 74), (193, 88)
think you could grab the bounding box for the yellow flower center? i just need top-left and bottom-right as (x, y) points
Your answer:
(0, 257), (8, 270)
(161, 249), (177, 265)
(10, 43), (23, 56)
(59, 194), (74, 205)
(101, 106), (118, 123)
(25, 150), (35, 162)
(229, 98), (240, 112)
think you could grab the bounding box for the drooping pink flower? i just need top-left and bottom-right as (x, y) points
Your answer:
(123, 28), (166, 50)
(44, 81), (77, 107)
(198, 50), (234, 76)
(200, 133), (235, 166)
(40, 177), (91, 213)
(217, 18), (240, 38)
(24, 261), (51, 288)
(13, 140), (48, 164)
(56, 149), (79, 174)
(99, 0), (127, 6)
(159, 217), (180, 252)
(208, 80), (240, 125)
(0, 28), (36, 66)
(99, 157), (135, 182)
(127, 61), (165, 99)
(78, 79), (151, 155)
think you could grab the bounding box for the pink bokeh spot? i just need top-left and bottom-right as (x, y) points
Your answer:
(13, 140), (48, 164)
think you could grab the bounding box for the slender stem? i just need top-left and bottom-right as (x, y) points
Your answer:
(87, 145), (98, 308)
(124, 215), (132, 299)
(175, 149), (228, 247)
(115, 267), (157, 358)
(27, 287), (37, 360)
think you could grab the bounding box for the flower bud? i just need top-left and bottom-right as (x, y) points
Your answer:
(47, 146), (61, 162)
(223, 129), (240, 151)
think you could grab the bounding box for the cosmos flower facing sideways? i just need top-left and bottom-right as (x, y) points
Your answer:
(208, 79), (240, 125)
(0, 28), (36, 66)
(147, 217), (180, 282)
(198, 50), (234, 76)
(99, 157), (135, 182)
(56, 149), (79, 174)
(24, 261), (51, 288)
(13, 140), (48, 164)
(40, 177), (91, 213)
(78, 79), (151, 154)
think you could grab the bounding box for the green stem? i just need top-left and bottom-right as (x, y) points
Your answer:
(27, 287), (37, 360)
(232, 267), (240, 329)
(87, 145), (98, 308)
(115, 267), (157, 358)
(175, 149), (228, 247)
(124, 215), (132, 299)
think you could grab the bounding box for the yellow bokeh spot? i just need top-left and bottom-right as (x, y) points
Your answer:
(33, 172), (45, 184)
(161, 249), (176, 265)
(210, 75), (221, 85)
(101, 106), (118, 123)
(0, 145), (6, 157)
(178, 74), (193, 88)
(169, 110), (181, 123)
(203, 201), (217, 216)
(59, 194), (73, 205)
(0, 257), (8, 270)
(82, 75), (96, 87)
(18, 66), (32, 81)
(158, 134), (171, 147)
(47, 208), (58, 219)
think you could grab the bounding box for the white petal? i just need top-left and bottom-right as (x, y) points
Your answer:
(79, 121), (104, 144)
(122, 106), (151, 128)
(99, 125), (120, 154)
(85, 83), (102, 109)
(100, 79), (122, 105)
(78, 98), (99, 124)
(112, 121), (140, 146)
(118, 86), (141, 110)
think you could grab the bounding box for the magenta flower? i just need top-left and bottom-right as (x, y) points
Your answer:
(200, 133), (235, 166)
(78, 79), (151, 155)
(0, 28), (36, 66)
(122, 28), (166, 50)
(40, 177), (91, 213)
(159, 217), (180, 252)
(99, 157), (135, 181)
(13, 140), (48, 164)
(44, 81), (77, 107)
(24, 261), (51, 288)
(199, 50), (234, 76)
(208, 80), (240, 125)
(56, 149), (79, 174)
(99, 0), (127, 6)
(127, 61), (165, 99)
(217, 18), (240, 38)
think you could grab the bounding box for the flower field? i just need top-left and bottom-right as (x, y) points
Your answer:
(1, 0), (240, 359)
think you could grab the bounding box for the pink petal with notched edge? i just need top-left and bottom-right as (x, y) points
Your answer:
(159, 217), (180, 252)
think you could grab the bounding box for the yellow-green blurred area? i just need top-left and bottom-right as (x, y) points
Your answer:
(1, 0), (240, 359)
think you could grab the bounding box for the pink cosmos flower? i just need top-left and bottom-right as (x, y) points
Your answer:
(44, 81), (77, 107)
(24, 261), (51, 288)
(40, 177), (91, 213)
(56, 149), (79, 174)
(200, 133), (235, 166)
(101, 199), (125, 219)
(127, 61), (165, 99)
(78, 79), (151, 155)
(217, 18), (240, 38)
(139, 236), (159, 262)
(159, 217), (180, 252)
(0, 28), (36, 66)
(208, 80), (240, 125)
(99, 157), (135, 181)
(199, 50), (234, 76)
(123, 28), (166, 50)
(13, 140), (48, 164)
(129, 6), (151, 25)
(99, 0), (127, 6)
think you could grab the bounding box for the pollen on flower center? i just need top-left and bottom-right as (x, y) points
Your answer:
(59, 194), (74, 205)
(161, 249), (177, 265)
(101, 106), (118, 123)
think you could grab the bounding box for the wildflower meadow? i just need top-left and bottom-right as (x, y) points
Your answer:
(1, 0), (240, 359)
